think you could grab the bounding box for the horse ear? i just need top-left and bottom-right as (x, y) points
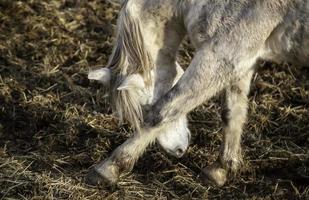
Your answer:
(117, 74), (145, 90)
(108, 0), (126, 5)
(88, 68), (111, 84)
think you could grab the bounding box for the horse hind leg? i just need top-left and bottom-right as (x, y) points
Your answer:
(201, 69), (253, 186)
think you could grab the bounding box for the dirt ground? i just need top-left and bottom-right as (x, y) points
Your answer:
(0, 1), (308, 199)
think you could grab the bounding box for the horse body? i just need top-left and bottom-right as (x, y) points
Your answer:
(263, 4), (309, 65)
(87, 0), (308, 186)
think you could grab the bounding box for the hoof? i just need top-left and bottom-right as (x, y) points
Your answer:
(200, 162), (227, 186)
(85, 160), (120, 186)
(85, 168), (108, 186)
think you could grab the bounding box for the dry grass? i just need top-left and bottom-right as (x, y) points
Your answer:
(0, 1), (308, 199)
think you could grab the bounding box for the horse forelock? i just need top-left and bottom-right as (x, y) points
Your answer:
(107, 3), (154, 133)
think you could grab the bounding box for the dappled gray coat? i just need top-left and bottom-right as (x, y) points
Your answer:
(87, 0), (308, 186)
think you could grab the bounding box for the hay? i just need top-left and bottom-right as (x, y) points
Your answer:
(0, 1), (308, 199)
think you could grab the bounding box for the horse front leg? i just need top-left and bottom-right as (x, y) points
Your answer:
(201, 70), (253, 186)
(86, 63), (187, 186)
(87, 46), (233, 186)
(86, 126), (161, 185)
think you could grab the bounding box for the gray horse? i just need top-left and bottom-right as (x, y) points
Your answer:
(88, 0), (308, 186)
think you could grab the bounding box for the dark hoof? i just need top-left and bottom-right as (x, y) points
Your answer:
(85, 168), (108, 186)
(200, 162), (227, 187)
(85, 168), (117, 187)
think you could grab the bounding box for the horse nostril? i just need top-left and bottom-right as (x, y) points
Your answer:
(175, 148), (184, 157)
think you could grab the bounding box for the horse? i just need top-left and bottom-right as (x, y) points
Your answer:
(87, 0), (309, 186)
